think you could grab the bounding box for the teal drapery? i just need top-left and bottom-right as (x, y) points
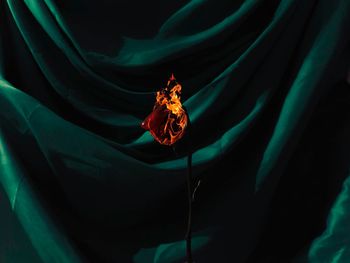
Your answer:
(1, 0), (350, 262)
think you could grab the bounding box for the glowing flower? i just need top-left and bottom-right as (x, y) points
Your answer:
(141, 74), (188, 146)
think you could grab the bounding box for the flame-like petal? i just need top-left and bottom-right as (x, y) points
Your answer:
(142, 74), (188, 146)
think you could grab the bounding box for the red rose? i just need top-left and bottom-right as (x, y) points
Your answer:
(141, 74), (188, 146)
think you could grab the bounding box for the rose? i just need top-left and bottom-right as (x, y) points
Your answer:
(141, 74), (188, 146)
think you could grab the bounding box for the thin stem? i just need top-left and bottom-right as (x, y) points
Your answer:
(185, 152), (193, 263)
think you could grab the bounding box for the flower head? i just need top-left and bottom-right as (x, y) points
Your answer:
(141, 74), (188, 146)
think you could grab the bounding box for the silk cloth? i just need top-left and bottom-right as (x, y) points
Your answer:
(1, 0), (350, 262)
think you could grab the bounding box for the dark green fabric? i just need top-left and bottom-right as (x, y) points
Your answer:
(1, 0), (350, 262)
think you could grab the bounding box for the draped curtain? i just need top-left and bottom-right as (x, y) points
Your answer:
(1, 0), (350, 262)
